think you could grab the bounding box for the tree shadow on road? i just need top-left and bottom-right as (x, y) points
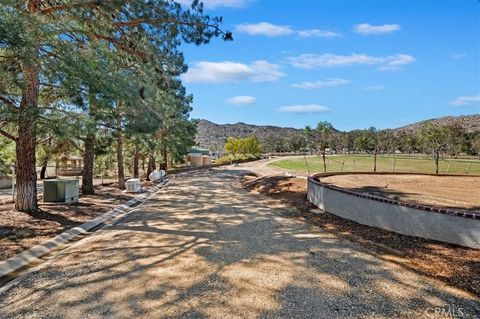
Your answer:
(0, 169), (478, 318)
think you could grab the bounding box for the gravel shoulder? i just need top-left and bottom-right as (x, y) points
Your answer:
(0, 169), (478, 318)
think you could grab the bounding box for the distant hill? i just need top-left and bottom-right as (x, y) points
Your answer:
(391, 114), (480, 134)
(195, 120), (302, 151)
(195, 115), (480, 150)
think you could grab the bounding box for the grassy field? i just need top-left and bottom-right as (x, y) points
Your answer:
(268, 154), (480, 175)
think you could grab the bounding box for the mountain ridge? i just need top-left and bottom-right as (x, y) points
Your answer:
(391, 114), (480, 133)
(195, 114), (480, 150)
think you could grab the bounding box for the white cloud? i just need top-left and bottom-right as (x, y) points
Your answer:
(292, 78), (350, 90)
(297, 29), (340, 38)
(449, 95), (480, 106)
(287, 53), (415, 71)
(226, 96), (256, 105)
(451, 53), (467, 60)
(235, 23), (340, 38)
(363, 85), (386, 91)
(235, 22), (294, 37)
(182, 60), (285, 83)
(353, 23), (401, 35)
(378, 54), (416, 71)
(277, 104), (331, 114)
(175, 0), (252, 9)
(249, 60), (285, 81)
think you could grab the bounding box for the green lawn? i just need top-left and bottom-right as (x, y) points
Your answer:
(268, 154), (480, 175)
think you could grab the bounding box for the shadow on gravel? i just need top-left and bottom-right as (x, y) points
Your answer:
(243, 175), (480, 298)
(0, 169), (478, 318)
(24, 209), (81, 227)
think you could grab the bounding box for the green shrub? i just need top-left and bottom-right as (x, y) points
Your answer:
(216, 154), (260, 165)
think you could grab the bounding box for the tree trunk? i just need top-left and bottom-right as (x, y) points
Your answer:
(435, 149), (439, 174)
(81, 134), (95, 195)
(322, 149), (326, 172)
(40, 158), (48, 179)
(15, 109), (38, 212)
(146, 155), (156, 181)
(133, 143), (140, 178)
(116, 132), (125, 189)
(40, 137), (52, 180)
(81, 88), (100, 195)
(373, 152), (377, 172)
(15, 57), (40, 212)
(160, 129), (168, 170)
(15, 1), (41, 212)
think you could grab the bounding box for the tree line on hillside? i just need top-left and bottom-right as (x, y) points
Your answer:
(260, 121), (480, 174)
(0, 1), (232, 213)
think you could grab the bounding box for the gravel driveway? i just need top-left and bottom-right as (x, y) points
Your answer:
(0, 168), (478, 318)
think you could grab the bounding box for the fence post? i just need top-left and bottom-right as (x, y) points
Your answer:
(304, 155), (311, 176)
(392, 158), (396, 173)
(446, 159), (452, 174)
(11, 164), (16, 202)
(341, 161), (345, 172)
(465, 162), (472, 175)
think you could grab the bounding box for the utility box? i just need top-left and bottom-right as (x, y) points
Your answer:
(43, 179), (79, 204)
(125, 178), (142, 193)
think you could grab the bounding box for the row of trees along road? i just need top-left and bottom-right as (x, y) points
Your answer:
(0, 1), (232, 213)
(302, 121), (480, 174)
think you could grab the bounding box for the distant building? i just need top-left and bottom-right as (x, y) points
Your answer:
(188, 147), (210, 156)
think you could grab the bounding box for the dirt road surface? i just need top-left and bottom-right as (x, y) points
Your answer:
(0, 169), (478, 318)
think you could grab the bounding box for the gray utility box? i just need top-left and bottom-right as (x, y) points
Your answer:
(43, 179), (79, 204)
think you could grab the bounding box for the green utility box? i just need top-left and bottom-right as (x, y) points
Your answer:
(43, 179), (79, 204)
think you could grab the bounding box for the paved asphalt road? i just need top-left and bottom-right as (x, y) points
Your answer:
(0, 168), (478, 318)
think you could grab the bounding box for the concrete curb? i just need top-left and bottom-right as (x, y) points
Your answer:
(0, 178), (169, 280)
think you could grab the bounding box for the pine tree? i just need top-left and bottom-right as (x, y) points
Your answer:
(0, 1), (230, 212)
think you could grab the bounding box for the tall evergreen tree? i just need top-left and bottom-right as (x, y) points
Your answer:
(0, 1), (231, 212)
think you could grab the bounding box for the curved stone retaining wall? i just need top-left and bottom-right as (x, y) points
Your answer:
(307, 173), (480, 249)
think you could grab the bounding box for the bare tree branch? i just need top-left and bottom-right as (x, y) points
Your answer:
(0, 95), (19, 111)
(0, 126), (17, 141)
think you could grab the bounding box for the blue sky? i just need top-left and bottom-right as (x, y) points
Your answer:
(179, 0), (480, 131)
